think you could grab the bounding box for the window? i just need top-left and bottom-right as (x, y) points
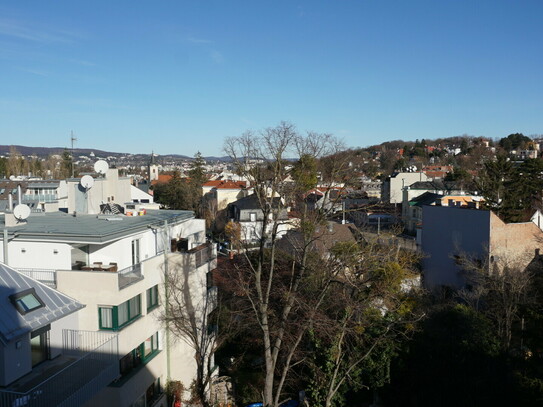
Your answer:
(99, 295), (141, 331)
(10, 288), (45, 315)
(146, 377), (162, 406)
(99, 307), (113, 329)
(116, 332), (160, 382)
(249, 212), (256, 222)
(132, 239), (140, 265)
(143, 332), (159, 359)
(147, 285), (159, 311)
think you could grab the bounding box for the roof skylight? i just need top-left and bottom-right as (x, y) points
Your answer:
(10, 288), (45, 315)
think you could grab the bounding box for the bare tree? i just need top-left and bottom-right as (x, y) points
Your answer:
(457, 252), (534, 349)
(223, 122), (385, 406)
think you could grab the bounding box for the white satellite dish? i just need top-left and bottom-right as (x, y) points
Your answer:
(94, 160), (109, 175)
(80, 175), (95, 189)
(13, 204), (31, 221)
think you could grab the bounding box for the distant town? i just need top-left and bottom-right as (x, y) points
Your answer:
(1, 128), (543, 407)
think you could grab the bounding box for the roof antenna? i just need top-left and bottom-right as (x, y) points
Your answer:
(71, 130), (77, 178)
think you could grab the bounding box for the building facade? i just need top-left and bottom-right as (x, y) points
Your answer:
(0, 209), (216, 406)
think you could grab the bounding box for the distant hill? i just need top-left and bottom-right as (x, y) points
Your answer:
(0, 145), (118, 157)
(0, 145), (229, 161)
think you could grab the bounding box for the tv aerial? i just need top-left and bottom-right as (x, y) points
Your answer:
(13, 204), (31, 221)
(80, 175), (95, 190)
(94, 160), (109, 176)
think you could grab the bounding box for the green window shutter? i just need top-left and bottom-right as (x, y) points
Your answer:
(112, 305), (119, 330)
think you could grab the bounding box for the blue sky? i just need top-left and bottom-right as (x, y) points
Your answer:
(1, 1), (543, 157)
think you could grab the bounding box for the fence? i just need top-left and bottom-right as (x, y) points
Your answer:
(16, 268), (57, 288)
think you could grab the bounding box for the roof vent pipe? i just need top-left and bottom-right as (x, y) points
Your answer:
(8, 194), (13, 211)
(17, 185), (22, 206)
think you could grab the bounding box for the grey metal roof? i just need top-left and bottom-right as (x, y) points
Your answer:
(0, 209), (194, 244)
(230, 194), (283, 211)
(408, 192), (443, 207)
(0, 262), (84, 343)
(408, 180), (462, 190)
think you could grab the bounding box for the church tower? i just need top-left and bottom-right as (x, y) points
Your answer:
(148, 152), (159, 182)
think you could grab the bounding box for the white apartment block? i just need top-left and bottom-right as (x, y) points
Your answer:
(0, 208), (216, 406)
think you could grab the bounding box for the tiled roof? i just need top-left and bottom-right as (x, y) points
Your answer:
(150, 174), (173, 186)
(215, 180), (246, 189)
(203, 180), (247, 189)
(203, 180), (223, 187)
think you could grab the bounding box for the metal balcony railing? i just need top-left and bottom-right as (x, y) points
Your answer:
(22, 194), (58, 203)
(184, 242), (217, 268)
(0, 330), (119, 407)
(118, 262), (143, 289)
(16, 268), (57, 288)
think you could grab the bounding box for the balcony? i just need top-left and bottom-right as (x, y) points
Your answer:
(17, 262), (144, 291)
(16, 268), (56, 288)
(173, 242), (217, 270)
(22, 194), (59, 203)
(117, 263), (143, 289)
(0, 330), (119, 407)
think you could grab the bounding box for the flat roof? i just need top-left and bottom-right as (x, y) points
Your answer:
(0, 209), (194, 244)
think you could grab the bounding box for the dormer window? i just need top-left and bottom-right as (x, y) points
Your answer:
(10, 288), (45, 315)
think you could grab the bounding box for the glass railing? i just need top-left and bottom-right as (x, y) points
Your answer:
(22, 194), (58, 203)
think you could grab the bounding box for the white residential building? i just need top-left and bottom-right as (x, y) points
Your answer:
(383, 171), (429, 204)
(0, 208), (216, 406)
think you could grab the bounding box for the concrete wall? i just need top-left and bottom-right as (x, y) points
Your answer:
(88, 230), (156, 270)
(386, 172), (428, 204)
(240, 219), (292, 243)
(67, 169), (132, 215)
(216, 189), (245, 211)
(86, 352), (166, 407)
(0, 333), (31, 386)
(1, 241), (72, 269)
(130, 185), (154, 203)
(421, 206), (490, 289)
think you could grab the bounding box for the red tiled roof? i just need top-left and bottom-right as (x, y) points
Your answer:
(150, 174), (173, 186)
(203, 180), (223, 187)
(215, 180), (246, 189)
(203, 180), (247, 189)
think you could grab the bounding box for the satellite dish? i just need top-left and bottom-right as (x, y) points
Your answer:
(94, 160), (109, 175)
(13, 204), (31, 221)
(80, 175), (94, 189)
